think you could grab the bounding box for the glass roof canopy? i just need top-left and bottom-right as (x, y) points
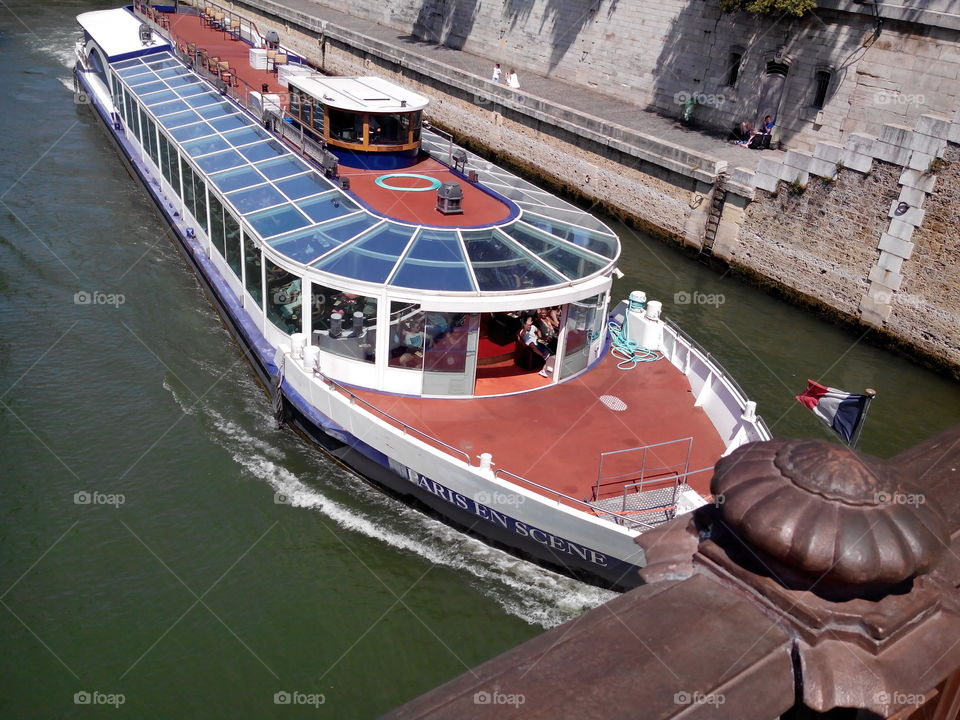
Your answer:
(114, 53), (620, 295)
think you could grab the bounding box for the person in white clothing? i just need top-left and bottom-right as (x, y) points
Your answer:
(506, 70), (520, 89)
(491, 63), (502, 82)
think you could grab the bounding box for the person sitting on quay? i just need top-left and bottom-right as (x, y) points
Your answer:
(737, 115), (775, 148)
(506, 69), (520, 89)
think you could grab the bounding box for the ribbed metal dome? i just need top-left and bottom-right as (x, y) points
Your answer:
(711, 438), (949, 587)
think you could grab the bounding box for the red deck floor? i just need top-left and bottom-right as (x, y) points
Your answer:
(161, 10), (512, 227)
(353, 352), (726, 506)
(165, 13), (286, 96)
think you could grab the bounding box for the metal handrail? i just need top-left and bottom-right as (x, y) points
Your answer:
(494, 469), (659, 532)
(662, 317), (773, 439)
(310, 366), (472, 467)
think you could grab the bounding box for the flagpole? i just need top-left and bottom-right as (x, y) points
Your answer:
(849, 388), (876, 449)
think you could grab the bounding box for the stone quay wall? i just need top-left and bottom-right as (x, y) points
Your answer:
(717, 117), (960, 372)
(288, 0), (960, 153)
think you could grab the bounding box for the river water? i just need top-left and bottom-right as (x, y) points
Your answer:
(0, 2), (957, 718)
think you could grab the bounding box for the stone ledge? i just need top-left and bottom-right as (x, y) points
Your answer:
(878, 233), (915, 258)
(888, 200), (926, 226)
(899, 168), (938, 193)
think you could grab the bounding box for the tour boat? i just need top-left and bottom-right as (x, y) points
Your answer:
(73, 3), (771, 589)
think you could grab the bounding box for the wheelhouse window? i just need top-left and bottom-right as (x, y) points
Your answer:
(328, 108), (363, 144)
(311, 284), (377, 364)
(265, 260), (301, 334)
(368, 113), (410, 145)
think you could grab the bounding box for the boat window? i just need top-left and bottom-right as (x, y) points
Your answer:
(275, 172), (331, 201)
(208, 113), (252, 132)
(246, 204), (311, 238)
(388, 302), (424, 370)
(223, 126), (272, 148)
(390, 229), (475, 291)
(265, 260), (302, 335)
(150, 99), (191, 117)
(196, 102), (236, 119)
(296, 192), (359, 224)
(461, 229), (564, 291)
(181, 158), (195, 215)
(501, 222), (606, 280)
(165, 75), (199, 90)
(255, 156), (309, 181)
(112, 58), (144, 71)
(208, 192), (226, 257)
(311, 284), (377, 364)
(226, 184), (286, 215)
(328, 108), (363, 144)
(209, 166), (267, 193)
(192, 170), (208, 233)
(185, 92), (223, 109)
(182, 135), (231, 158)
(314, 223), (416, 284)
(136, 82), (169, 97)
(238, 140), (287, 163)
(244, 232), (262, 306)
(225, 210), (242, 278)
(559, 294), (603, 380)
(143, 115), (160, 168)
(368, 113), (410, 145)
(296, 214), (381, 264)
(195, 149), (246, 174)
(411, 111), (421, 142)
(157, 110), (202, 129)
(310, 103), (324, 133)
(170, 122), (216, 143)
(158, 132), (174, 186)
(129, 73), (161, 87)
(520, 210), (618, 258)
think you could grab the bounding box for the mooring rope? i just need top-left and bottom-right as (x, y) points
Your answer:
(608, 319), (662, 370)
(273, 353), (286, 429)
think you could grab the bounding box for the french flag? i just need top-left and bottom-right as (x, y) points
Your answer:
(795, 380), (870, 444)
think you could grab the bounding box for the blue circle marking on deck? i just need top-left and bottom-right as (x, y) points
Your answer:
(375, 173), (442, 192)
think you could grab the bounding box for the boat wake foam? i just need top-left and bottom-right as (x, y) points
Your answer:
(163, 375), (616, 628)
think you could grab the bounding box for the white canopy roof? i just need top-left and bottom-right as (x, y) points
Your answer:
(288, 76), (429, 114)
(78, 8), (170, 59)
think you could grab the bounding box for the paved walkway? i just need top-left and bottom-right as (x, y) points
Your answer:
(255, 0), (783, 173)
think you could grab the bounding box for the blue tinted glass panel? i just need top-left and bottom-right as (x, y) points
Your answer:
(171, 122), (215, 142)
(255, 156), (308, 180)
(226, 184), (286, 214)
(196, 102), (235, 119)
(247, 205), (310, 238)
(522, 212), (618, 259)
(195, 149), (246, 173)
(238, 140), (286, 162)
(156, 67), (188, 79)
(269, 224), (352, 264)
(182, 135), (231, 157)
(134, 81), (168, 96)
(185, 92), (223, 108)
(275, 173), (331, 200)
(209, 166), (267, 193)
(151, 99), (190, 116)
(143, 90), (180, 106)
(305, 215), (379, 258)
(391, 230), (474, 291)
(118, 66), (151, 78)
(222, 126), (271, 147)
(209, 113), (252, 132)
(461, 229), (564, 291)
(296, 193), (358, 223)
(145, 58), (179, 70)
(157, 110), (201, 128)
(128, 73), (160, 86)
(113, 59), (143, 70)
(172, 80), (206, 95)
(502, 222), (605, 280)
(315, 223), (415, 283)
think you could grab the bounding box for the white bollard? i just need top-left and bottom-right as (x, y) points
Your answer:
(741, 401), (757, 422)
(478, 453), (493, 471)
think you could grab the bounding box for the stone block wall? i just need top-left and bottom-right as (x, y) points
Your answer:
(722, 112), (960, 371)
(297, 0), (960, 152)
